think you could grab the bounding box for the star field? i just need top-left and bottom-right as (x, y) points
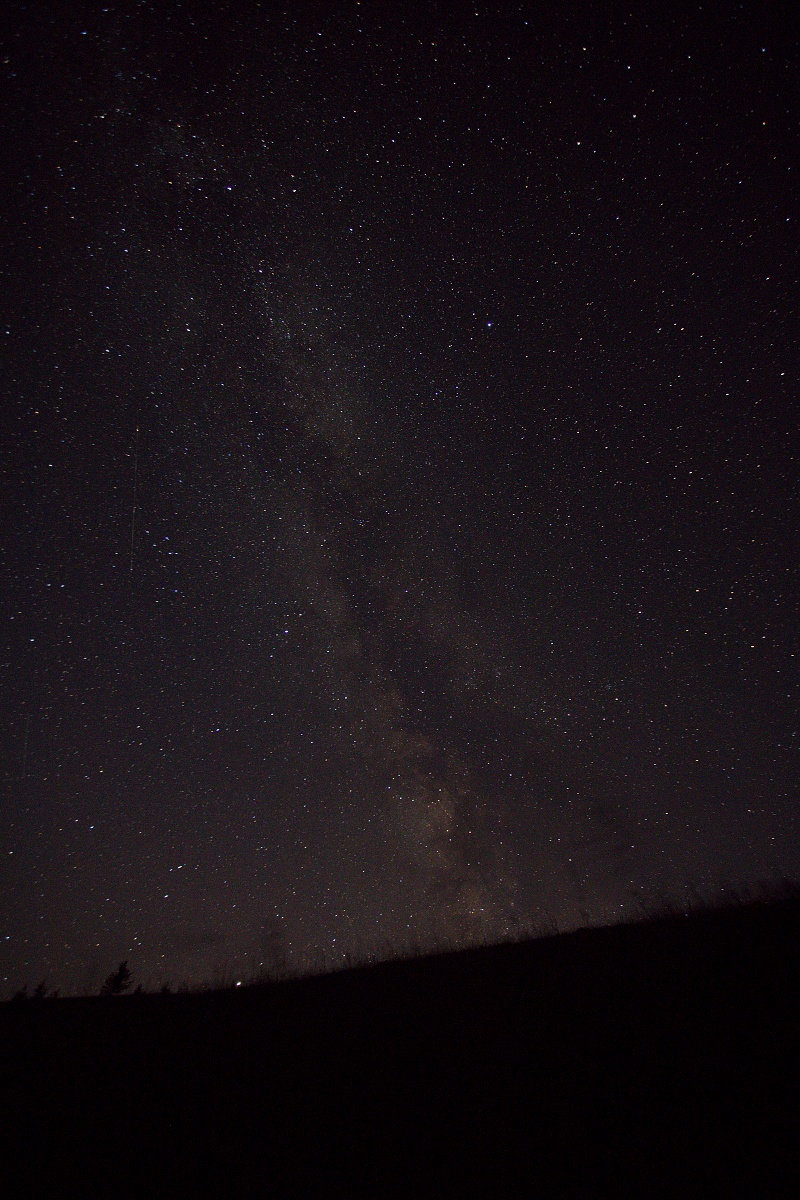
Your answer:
(1, 1), (798, 994)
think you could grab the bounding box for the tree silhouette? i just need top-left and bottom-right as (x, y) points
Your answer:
(12, 981), (59, 1001)
(100, 961), (132, 996)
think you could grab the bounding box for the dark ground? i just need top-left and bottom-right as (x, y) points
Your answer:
(2, 896), (799, 1199)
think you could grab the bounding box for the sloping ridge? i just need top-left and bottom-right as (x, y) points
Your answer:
(2, 894), (799, 1198)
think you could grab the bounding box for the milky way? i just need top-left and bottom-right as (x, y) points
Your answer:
(2, 2), (797, 994)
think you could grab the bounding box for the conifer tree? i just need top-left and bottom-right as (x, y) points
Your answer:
(100, 960), (132, 996)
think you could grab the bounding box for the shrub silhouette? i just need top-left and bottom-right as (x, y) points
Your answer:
(11, 980), (59, 1002)
(100, 961), (132, 996)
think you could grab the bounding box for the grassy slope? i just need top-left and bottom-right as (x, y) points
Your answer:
(1, 897), (799, 1198)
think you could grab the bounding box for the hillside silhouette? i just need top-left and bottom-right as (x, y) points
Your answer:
(2, 891), (798, 1198)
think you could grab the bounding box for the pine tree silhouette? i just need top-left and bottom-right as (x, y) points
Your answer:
(100, 961), (132, 996)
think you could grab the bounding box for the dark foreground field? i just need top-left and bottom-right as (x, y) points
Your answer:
(2, 897), (799, 1199)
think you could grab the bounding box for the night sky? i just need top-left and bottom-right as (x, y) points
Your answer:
(2, 2), (798, 996)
